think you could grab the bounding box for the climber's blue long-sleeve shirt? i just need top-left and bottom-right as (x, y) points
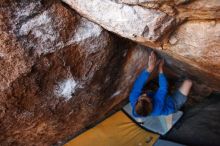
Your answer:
(129, 69), (175, 117)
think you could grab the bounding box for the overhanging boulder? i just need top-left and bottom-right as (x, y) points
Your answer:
(62, 0), (220, 90)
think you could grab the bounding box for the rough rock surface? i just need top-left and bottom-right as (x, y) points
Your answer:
(62, 0), (176, 47)
(63, 0), (220, 91)
(0, 0), (151, 145)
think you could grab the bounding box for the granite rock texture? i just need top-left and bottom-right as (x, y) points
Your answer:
(0, 0), (150, 145)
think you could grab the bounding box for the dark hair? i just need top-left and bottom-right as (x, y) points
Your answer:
(135, 96), (152, 116)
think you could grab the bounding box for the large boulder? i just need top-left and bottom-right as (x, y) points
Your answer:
(62, 0), (220, 91)
(0, 0), (151, 145)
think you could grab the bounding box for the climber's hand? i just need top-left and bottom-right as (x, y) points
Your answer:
(147, 51), (157, 72)
(159, 59), (164, 73)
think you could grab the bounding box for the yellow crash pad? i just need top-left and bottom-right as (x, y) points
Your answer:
(65, 111), (159, 146)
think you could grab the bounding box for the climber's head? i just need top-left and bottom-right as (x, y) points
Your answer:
(135, 94), (152, 116)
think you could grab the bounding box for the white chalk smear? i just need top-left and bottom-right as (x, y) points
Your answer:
(55, 78), (77, 101)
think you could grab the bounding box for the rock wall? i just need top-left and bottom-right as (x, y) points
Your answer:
(0, 0), (152, 145)
(0, 0), (219, 145)
(62, 0), (220, 91)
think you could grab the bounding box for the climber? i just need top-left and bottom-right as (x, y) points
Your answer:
(129, 51), (192, 117)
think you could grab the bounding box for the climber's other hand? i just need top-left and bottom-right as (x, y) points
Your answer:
(159, 59), (164, 73)
(147, 51), (157, 72)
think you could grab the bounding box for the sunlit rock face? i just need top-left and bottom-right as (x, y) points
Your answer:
(62, 0), (176, 47)
(62, 0), (220, 91)
(163, 21), (220, 90)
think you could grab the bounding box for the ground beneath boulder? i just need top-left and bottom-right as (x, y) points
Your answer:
(165, 93), (220, 146)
